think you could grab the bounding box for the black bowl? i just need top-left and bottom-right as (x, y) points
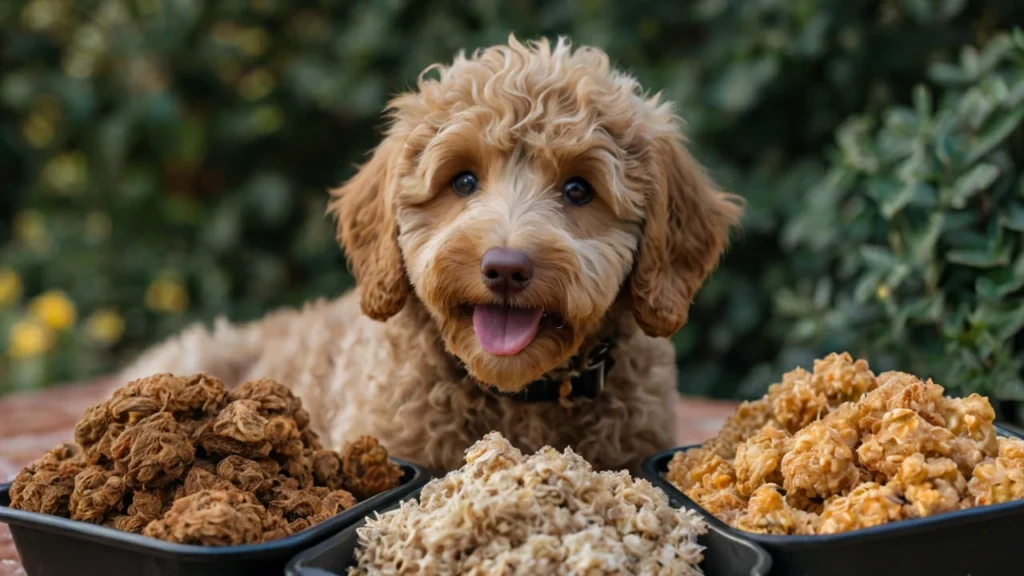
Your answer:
(641, 425), (1024, 576)
(285, 488), (772, 576)
(0, 459), (428, 576)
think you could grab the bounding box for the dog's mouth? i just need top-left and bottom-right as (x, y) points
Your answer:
(462, 304), (566, 356)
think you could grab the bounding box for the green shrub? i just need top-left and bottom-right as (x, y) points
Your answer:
(2, 0), (1023, 394)
(779, 29), (1024, 417)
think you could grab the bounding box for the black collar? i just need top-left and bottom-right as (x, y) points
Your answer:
(484, 335), (617, 404)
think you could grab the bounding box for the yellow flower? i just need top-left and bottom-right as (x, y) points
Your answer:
(20, 0), (67, 31)
(0, 268), (23, 308)
(8, 319), (54, 360)
(876, 285), (891, 301)
(146, 277), (189, 314)
(30, 290), (78, 332)
(86, 308), (125, 346)
(41, 151), (89, 195)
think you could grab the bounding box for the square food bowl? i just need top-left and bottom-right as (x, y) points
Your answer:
(284, 487), (772, 576)
(641, 425), (1024, 576)
(0, 458), (428, 576)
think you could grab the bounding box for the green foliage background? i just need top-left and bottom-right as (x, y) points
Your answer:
(781, 29), (1024, 421)
(2, 0), (1024, 406)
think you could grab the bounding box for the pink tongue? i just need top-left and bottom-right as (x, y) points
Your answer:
(472, 305), (543, 356)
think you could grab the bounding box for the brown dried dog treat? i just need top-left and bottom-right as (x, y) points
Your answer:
(177, 416), (211, 439)
(229, 378), (310, 430)
(127, 489), (169, 522)
(108, 374), (180, 422)
(260, 514), (291, 542)
(264, 487), (333, 534)
(38, 442), (85, 469)
(16, 371), (403, 545)
(266, 416), (304, 458)
(321, 489), (357, 515)
(194, 400), (273, 458)
(69, 466), (127, 523)
(109, 373), (227, 423)
(281, 451), (315, 489)
(143, 489), (269, 546)
(264, 486), (324, 522)
(306, 486), (331, 499)
(9, 443), (86, 517)
(301, 428), (324, 451)
(340, 436), (403, 500)
(183, 465), (234, 496)
(176, 373), (230, 416)
(74, 403), (111, 453)
(311, 449), (344, 490)
(192, 458), (218, 474)
(216, 455), (275, 496)
(104, 514), (151, 534)
(111, 412), (195, 489)
(85, 421), (128, 465)
(282, 517), (316, 535)
(271, 476), (302, 492)
(252, 457), (282, 478)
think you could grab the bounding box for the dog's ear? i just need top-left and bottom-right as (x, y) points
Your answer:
(629, 123), (743, 338)
(328, 137), (409, 321)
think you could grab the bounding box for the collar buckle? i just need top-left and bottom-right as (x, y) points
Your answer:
(488, 334), (617, 404)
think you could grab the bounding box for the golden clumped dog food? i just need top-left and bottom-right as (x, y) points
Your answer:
(667, 353), (1024, 535)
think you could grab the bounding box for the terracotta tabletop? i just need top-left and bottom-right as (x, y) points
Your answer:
(0, 378), (739, 575)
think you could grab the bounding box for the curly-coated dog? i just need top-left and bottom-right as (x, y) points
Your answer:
(121, 36), (743, 472)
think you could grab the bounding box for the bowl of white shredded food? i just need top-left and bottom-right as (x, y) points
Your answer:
(348, 431), (709, 574)
(287, 430), (768, 576)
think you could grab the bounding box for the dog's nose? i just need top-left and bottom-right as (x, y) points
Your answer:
(480, 247), (533, 295)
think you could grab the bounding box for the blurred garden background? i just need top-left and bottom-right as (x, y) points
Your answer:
(2, 0), (1024, 421)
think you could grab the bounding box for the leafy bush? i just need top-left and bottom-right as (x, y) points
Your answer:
(2, 0), (1023, 395)
(779, 29), (1024, 417)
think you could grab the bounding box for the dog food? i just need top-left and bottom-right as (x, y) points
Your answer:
(349, 431), (708, 575)
(666, 352), (1024, 535)
(9, 374), (403, 545)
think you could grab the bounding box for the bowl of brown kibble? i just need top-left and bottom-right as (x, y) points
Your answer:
(0, 374), (428, 576)
(642, 352), (1024, 576)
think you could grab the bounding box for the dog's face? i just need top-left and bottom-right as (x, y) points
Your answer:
(330, 37), (742, 391)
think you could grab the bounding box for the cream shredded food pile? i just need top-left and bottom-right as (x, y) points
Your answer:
(349, 432), (708, 575)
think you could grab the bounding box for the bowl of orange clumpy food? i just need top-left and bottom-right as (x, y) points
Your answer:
(641, 352), (1024, 576)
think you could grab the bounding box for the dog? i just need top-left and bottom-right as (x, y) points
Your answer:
(121, 36), (743, 472)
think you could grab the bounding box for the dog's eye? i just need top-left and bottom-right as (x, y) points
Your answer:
(452, 172), (479, 197)
(562, 177), (594, 206)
